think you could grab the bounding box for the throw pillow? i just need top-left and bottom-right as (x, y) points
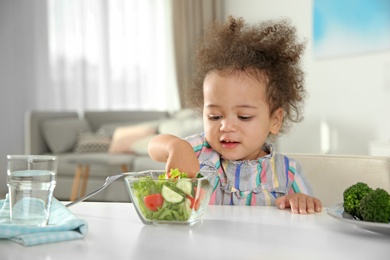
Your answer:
(74, 130), (111, 153)
(41, 118), (91, 153)
(109, 124), (157, 154)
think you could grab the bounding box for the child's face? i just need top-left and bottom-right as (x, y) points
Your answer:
(203, 71), (283, 161)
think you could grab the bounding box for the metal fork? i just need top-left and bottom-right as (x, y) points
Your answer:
(65, 173), (126, 207)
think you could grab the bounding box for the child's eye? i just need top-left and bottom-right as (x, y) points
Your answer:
(208, 115), (222, 121)
(238, 116), (252, 121)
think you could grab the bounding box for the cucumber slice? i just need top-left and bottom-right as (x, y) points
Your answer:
(184, 198), (193, 217)
(162, 185), (184, 204)
(176, 180), (194, 197)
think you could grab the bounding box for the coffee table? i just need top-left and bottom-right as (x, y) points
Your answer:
(67, 154), (133, 200)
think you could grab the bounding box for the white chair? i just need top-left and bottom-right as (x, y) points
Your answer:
(287, 154), (390, 207)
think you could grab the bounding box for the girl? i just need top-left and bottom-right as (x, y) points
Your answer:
(148, 17), (322, 214)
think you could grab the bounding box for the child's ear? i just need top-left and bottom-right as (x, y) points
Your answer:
(270, 108), (283, 134)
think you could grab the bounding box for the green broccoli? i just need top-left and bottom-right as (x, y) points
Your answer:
(359, 188), (390, 223)
(343, 182), (373, 220)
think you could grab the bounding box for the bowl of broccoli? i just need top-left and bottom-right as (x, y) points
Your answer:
(343, 182), (390, 223)
(327, 182), (390, 235)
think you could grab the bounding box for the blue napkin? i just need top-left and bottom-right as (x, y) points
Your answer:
(0, 195), (88, 246)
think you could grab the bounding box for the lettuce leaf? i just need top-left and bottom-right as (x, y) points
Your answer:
(158, 168), (188, 179)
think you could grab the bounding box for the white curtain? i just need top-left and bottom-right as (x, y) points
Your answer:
(43, 0), (180, 112)
(171, 0), (222, 107)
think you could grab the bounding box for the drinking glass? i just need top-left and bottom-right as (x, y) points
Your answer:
(7, 155), (57, 226)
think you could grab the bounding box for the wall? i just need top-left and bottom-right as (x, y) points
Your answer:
(221, 0), (390, 155)
(0, 0), (49, 196)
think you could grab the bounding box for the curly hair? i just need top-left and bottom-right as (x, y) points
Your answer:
(185, 16), (307, 136)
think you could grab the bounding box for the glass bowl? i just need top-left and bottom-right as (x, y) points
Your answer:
(124, 170), (216, 225)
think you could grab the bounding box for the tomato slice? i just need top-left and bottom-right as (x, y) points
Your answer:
(194, 199), (201, 211)
(143, 193), (164, 211)
(186, 195), (195, 208)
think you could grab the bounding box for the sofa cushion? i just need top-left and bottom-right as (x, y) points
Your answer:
(109, 124), (157, 154)
(74, 131), (111, 153)
(83, 110), (169, 131)
(42, 118), (91, 153)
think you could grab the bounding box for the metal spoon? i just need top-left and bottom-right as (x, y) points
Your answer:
(65, 173), (126, 207)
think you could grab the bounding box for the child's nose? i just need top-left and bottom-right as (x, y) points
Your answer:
(220, 118), (237, 132)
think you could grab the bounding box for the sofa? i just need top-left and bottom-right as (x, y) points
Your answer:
(25, 109), (204, 202)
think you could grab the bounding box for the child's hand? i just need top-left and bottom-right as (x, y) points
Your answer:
(275, 193), (322, 214)
(166, 148), (200, 178)
(148, 134), (201, 178)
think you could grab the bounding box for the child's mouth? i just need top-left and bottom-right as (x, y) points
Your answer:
(221, 139), (239, 149)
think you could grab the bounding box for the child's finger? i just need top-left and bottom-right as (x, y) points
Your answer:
(275, 196), (287, 209)
(314, 198), (323, 212)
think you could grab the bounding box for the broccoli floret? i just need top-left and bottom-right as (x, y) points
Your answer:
(343, 182), (373, 219)
(359, 188), (390, 223)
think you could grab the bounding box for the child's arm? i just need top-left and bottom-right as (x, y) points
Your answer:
(275, 193), (322, 214)
(148, 134), (200, 177)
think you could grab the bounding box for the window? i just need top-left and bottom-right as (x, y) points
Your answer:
(46, 0), (179, 111)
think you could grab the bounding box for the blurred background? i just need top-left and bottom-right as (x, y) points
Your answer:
(1, 0), (390, 196)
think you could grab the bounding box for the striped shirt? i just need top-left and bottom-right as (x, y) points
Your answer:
(184, 133), (314, 206)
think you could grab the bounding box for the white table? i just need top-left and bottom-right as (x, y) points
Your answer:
(0, 202), (389, 260)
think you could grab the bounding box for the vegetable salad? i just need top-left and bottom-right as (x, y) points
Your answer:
(132, 169), (209, 222)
